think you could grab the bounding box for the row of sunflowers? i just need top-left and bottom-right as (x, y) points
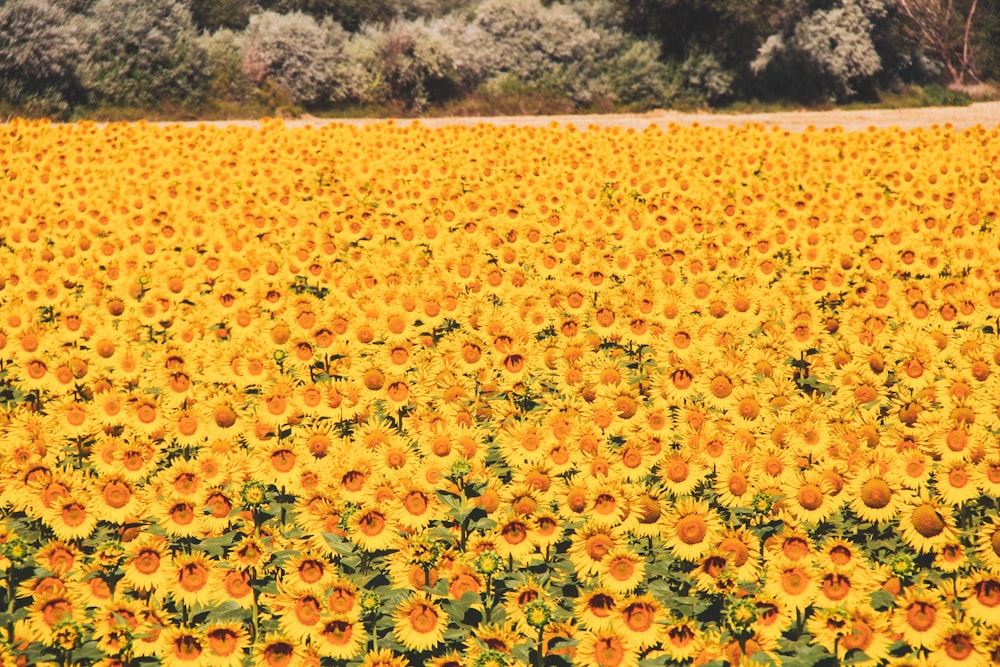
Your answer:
(1, 116), (1000, 667)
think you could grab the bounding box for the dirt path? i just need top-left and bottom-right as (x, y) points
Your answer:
(205, 101), (1000, 133)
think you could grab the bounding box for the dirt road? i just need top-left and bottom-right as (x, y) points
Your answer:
(215, 100), (1000, 133)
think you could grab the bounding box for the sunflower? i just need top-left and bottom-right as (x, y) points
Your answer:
(847, 468), (912, 524)
(122, 533), (174, 595)
(28, 589), (81, 645)
(170, 551), (216, 608)
(282, 552), (336, 595)
(568, 521), (622, 578)
(150, 495), (203, 539)
(598, 547), (646, 595)
(656, 450), (709, 497)
(34, 540), (81, 575)
(900, 499), (958, 553)
(784, 469), (842, 525)
(976, 517), (1000, 574)
(203, 621), (250, 667)
(314, 618), (365, 661)
(763, 557), (818, 612)
(712, 462), (758, 509)
(209, 567), (255, 608)
(834, 606), (894, 667)
(492, 511), (537, 563)
(752, 595), (793, 642)
(663, 498), (721, 562)
(575, 626), (639, 667)
(392, 593), (446, 653)
(934, 461), (982, 506)
(348, 504), (399, 552)
(585, 479), (631, 528)
(575, 586), (621, 631)
(161, 625), (209, 667)
(253, 635), (305, 667)
(43, 490), (97, 541)
(814, 564), (876, 609)
(960, 572), (1000, 626)
(615, 594), (663, 649)
(389, 479), (445, 531)
(711, 526), (762, 583)
(928, 623), (986, 667)
(972, 455), (1000, 497)
(817, 537), (862, 571)
(265, 587), (326, 644)
(325, 577), (362, 621)
(357, 647), (410, 667)
(658, 618), (703, 663)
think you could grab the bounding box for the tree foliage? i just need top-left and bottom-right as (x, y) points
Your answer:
(241, 10), (360, 107)
(73, 0), (207, 108)
(752, 1), (888, 101)
(0, 0), (82, 116)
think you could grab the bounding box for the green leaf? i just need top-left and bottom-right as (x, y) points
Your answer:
(869, 589), (895, 611)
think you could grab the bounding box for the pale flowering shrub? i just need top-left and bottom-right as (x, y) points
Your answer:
(241, 10), (360, 107)
(72, 0), (207, 108)
(348, 18), (461, 111)
(752, 0), (886, 101)
(0, 0), (81, 117)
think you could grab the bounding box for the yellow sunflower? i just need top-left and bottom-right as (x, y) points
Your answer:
(928, 623), (986, 667)
(315, 618), (366, 661)
(252, 635), (305, 667)
(960, 571), (1000, 626)
(169, 551), (216, 608)
(900, 499), (958, 553)
(392, 593), (446, 652)
(658, 618), (703, 662)
(975, 516), (1000, 574)
(161, 625), (208, 667)
(122, 533), (174, 595)
(847, 468), (912, 524)
(762, 557), (818, 613)
(203, 621), (250, 667)
(568, 521), (622, 578)
(575, 626), (639, 667)
(575, 586), (621, 631)
(615, 593), (663, 649)
(598, 547), (646, 595)
(663, 497), (721, 562)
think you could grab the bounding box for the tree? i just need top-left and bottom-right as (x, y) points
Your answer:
(0, 0), (82, 116)
(241, 11), (360, 107)
(73, 0), (207, 108)
(896, 0), (984, 84)
(751, 1), (888, 102)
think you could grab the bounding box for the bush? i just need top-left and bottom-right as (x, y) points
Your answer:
(0, 0), (82, 117)
(73, 0), (207, 109)
(752, 0), (887, 102)
(348, 19), (462, 112)
(200, 29), (254, 107)
(241, 11), (360, 108)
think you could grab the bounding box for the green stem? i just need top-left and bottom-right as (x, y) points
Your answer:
(535, 627), (545, 667)
(251, 585), (260, 643)
(484, 576), (493, 625)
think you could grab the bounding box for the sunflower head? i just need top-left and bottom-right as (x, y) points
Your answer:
(472, 649), (513, 667)
(360, 590), (381, 618)
(887, 552), (916, 580)
(474, 550), (503, 578)
(240, 480), (269, 508)
(50, 618), (84, 651)
(725, 596), (759, 638)
(3, 536), (30, 565)
(523, 599), (554, 630)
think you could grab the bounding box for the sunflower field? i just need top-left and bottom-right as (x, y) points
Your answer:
(1, 116), (1000, 667)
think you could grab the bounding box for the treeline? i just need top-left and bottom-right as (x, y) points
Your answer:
(1, 0), (998, 120)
